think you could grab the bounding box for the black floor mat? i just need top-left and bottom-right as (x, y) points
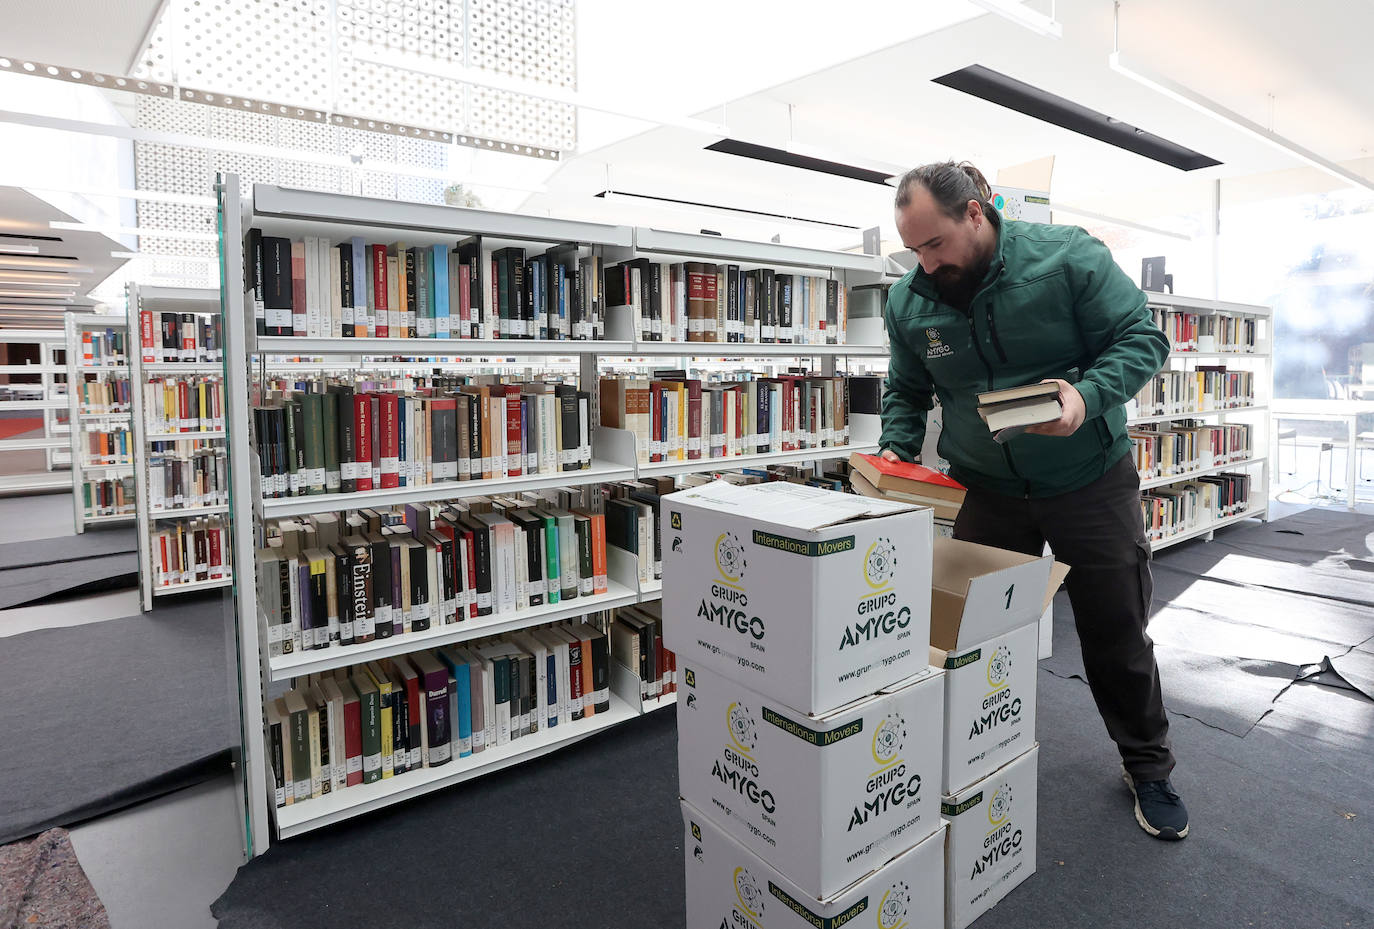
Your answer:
(0, 529), (138, 570)
(0, 552), (138, 610)
(211, 709), (684, 929)
(0, 595), (236, 844)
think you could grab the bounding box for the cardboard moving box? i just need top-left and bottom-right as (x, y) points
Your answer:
(928, 537), (1061, 793)
(662, 480), (933, 715)
(682, 797), (946, 929)
(677, 661), (944, 898)
(941, 745), (1039, 929)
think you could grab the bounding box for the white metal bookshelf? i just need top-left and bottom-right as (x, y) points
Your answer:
(64, 313), (134, 532)
(218, 177), (890, 857)
(0, 328), (70, 492)
(1136, 292), (1272, 551)
(127, 284), (234, 610)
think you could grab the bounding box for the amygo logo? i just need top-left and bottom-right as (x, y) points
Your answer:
(877, 880), (910, 929)
(849, 713), (920, 832)
(712, 701), (777, 821)
(733, 867), (765, 925)
(700, 531), (765, 646)
(969, 643), (1022, 739)
(841, 537), (912, 651)
(973, 782), (1022, 879)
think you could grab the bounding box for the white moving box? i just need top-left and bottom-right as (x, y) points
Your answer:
(677, 661), (944, 898)
(941, 746), (1039, 929)
(683, 797), (946, 929)
(928, 537), (1059, 793)
(662, 480), (934, 715)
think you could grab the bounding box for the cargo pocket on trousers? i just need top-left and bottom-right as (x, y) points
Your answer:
(1136, 541), (1155, 619)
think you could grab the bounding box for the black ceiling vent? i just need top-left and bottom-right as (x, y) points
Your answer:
(932, 65), (1221, 171)
(703, 139), (895, 185)
(595, 190), (859, 230)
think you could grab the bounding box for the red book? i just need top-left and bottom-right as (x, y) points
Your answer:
(291, 241), (306, 337)
(370, 244), (389, 338)
(178, 382), (191, 433)
(686, 380), (702, 460)
(341, 683), (363, 787)
(458, 263), (472, 338)
(655, 633), (666, 696)
(209, 526), (222, 578)
(848, 452), (967, 503)
(353, 394), (374, 492)
(667, 648), (677, 694)
(504, 385), (523, 478)
(462, 527), (478, 618)
(378, 393), (400, 488)
(139, 310), (156, 363)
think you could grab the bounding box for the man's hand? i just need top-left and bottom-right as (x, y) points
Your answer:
(881, 449), (903, 463)
(1025, 379), (1086, 437)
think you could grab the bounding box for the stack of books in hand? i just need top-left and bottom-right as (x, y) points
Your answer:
(976, 382), (1062, 442)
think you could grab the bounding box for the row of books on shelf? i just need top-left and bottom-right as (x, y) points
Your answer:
(144, 376), (225, 434)
(1131, 367), (1256, 418)
(244, 230), (862, 346)
(138, 311), (224, 364)
(247, 230), (606, 342)
(79, 424), (132, 466)
(1130, 423), (1252, 480)
(152, 517), (232, 589)
(599, 373), (855, 465)
(605, 260), (850, 345)
(81, 477), (135, 518)
(1150, 307), (1259, 353)
(256, 485), (609, 657)
(266, 606), (673, 807)
(1141, 472), (1252, 543)
(74, 377), (131, 414)
(252, 376), (593, 499)
(149, 446), (228, 512)
(79, 328), (127, 367)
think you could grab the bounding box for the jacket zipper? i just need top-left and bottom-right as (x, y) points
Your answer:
(986, 304), (1009, 363)
(964, 313), (1023, 485)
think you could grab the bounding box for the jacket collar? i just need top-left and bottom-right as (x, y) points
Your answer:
(906, 208), (1006, 304)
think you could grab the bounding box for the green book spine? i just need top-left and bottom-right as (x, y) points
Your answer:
(303, 391), (326, 495)
(541, 512), (560, 605)
(322, 389), (340, 492)
(284, 396), (302, 496)
(352, 675), (382, 784)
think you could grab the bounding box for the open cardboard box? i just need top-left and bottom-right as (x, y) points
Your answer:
(927, 537), (1066, 793)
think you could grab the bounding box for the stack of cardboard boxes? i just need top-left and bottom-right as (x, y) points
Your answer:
(663, 480), (1063, 929)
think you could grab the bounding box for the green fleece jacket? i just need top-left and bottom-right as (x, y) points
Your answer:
(879, 218), (1168, 498)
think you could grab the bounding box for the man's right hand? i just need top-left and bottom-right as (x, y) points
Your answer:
(880, 449), (918, 464)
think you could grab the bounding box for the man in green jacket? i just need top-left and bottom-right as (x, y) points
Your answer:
(880, 161), (1188, 840)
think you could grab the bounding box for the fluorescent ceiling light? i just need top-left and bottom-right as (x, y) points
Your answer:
(1109, 51), (1374, 193)
(0, 257), (92, 272)
(0, 243), (40, 254)
(49, 222), (219, 241)
(0, 279), (81, 287)
(0, 291), (76, 299)
(967, 0), (1062, 38)
(20, 183), (215, 206)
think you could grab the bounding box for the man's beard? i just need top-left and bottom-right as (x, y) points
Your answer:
(932, 253), (990, 308)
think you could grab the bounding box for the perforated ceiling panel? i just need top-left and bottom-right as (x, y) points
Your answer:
(129, 0), (577, 286)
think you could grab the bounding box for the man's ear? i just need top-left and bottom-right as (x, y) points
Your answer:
(967, 199), (984, 224)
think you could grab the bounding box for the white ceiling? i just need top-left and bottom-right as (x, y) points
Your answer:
(1, 0), (164, 75)
(525, 0), (1374, 250)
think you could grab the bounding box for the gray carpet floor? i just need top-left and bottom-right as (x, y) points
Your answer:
(208, 509), (1374, 929)
(0, 595), (236, 845)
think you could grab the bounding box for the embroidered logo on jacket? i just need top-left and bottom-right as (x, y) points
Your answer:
(926, 327), (953, 359)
